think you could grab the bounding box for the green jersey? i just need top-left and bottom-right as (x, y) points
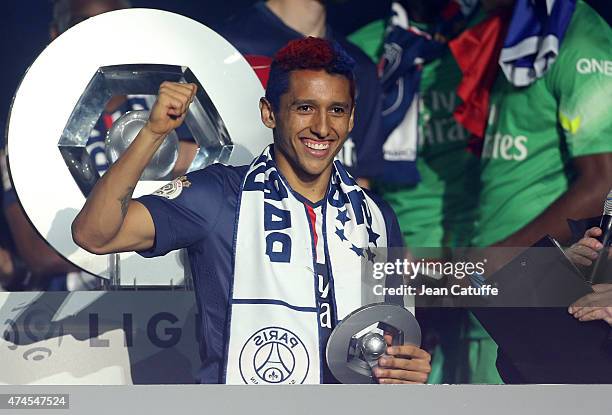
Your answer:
(383, 53), (480, 248)
(474, 1), (612, 247)
(350, 26), (480, 248)
(349, 12), (501, 384)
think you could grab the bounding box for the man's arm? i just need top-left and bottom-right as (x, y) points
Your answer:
(6, 202), (79, 275)
(72, 82), (197, 254)
(495, 153), (612, 247)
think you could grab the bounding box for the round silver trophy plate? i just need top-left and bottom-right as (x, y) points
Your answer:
(6, 9), (271, 286)
(326, 303), (421, 384)
(105, 110), (179, 180)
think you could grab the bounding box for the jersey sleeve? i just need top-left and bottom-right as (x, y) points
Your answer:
(547, 4), (612, 158)
(136, 164), (228, 257)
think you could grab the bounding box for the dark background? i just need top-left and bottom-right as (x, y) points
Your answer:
(0, 0), (610, 144)
(0, 0), (394, 139)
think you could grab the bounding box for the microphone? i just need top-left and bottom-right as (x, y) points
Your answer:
(589, 189), (612, 284)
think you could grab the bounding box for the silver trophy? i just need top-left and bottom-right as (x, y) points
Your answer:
(6, 9), (272, 287)
(326, 303), (421, 384)
(105, 110), (179, 181)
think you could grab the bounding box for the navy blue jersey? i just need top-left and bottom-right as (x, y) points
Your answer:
(137, 163), (403, 383)
(216, 2), (384, 178)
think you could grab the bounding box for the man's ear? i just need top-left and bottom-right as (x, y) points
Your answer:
(348, 105), (355, 133)
(259, 98), (276, 129)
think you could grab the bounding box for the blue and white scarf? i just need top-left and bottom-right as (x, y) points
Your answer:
(379, 0), (479, 184)
(224, 145), (389, 384)
(499, 0), (576, 87)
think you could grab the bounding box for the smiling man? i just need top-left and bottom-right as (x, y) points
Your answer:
(71, 37), (431, 384)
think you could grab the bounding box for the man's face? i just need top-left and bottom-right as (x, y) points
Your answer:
(261, 69), (354, 182)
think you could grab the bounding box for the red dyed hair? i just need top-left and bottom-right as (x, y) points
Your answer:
(265, 37), (356, 110)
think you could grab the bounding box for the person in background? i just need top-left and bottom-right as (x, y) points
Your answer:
(216, 0), (385, 187)
(459, 0), (612, 384)
(352, 0), (612, 382)
(473, 0), (612, 250)
(348, 0), (502, 384)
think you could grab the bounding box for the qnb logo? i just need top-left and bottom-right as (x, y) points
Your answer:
(576, 58), (612, 76)
(239, 327), (309, 385)
(482, 133), (528, 161)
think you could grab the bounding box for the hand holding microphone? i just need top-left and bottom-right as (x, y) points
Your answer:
(566, 227), (611, 267)
(565, 190), (612, 326)
(589, 189), (612, 284)
(565, 189), (612, 283)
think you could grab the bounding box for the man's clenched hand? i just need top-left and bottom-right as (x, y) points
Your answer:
(144, 81), (197, 138)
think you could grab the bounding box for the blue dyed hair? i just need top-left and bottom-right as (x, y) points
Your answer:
(265, 37), (356, 111)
